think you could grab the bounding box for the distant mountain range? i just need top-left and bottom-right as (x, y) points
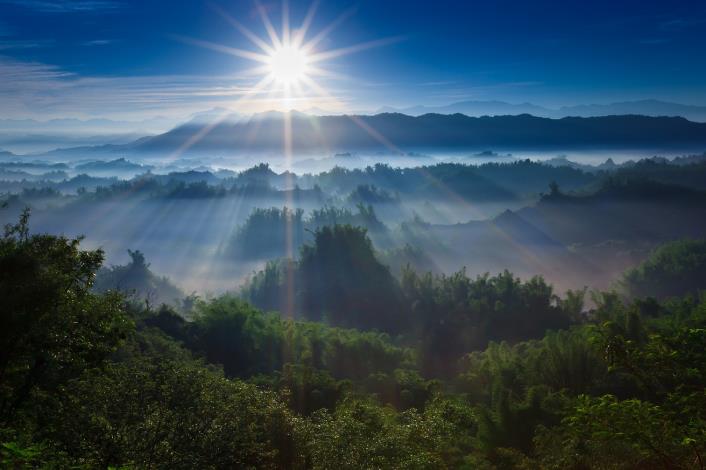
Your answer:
(0, 116), (182, 154)
(378, 99), (706, 122)
(0, 116), (179, 134)
(123, 112), (706, 156)
(8, 111), (706, 159)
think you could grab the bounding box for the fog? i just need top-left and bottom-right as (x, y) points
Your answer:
(2, 148), (706, 298)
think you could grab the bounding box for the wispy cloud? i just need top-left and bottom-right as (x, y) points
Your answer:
(423, 81), (543, 101)
(0, 39), (55, 50)
(0, 56), (73, 82)
(658, 17), (706, 32)
(0, 55), (341, 119)
(81, 39), (116, 46)
(0, 0), (123, 13)
(418, 80), (459, 87)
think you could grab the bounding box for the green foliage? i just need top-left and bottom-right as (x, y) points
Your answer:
(51, 358), (297, 469)
(187, 294), (413, 381)
(459, 328), (606, 408)
(230, 206), (305, 261)
(402, 268), (571, 376)
(475, 386), (561, 460)
(230, 204), (388, 262)
(192, 296), (284, 377)
(294, 398), (475, 469)
(346, 184), (397, 205)
(362, 369), (439, 411)
(241, 259), (294, 313)
(4, 210), (706, 468)
(0, 209), (133, 424)
(298, 225), (403, 331)
(241, 224), (404, 332)
(533, 302), (706, 469)
(307, 204), (385, 234)
(621, 238), (706, 300)
(1, 441), (44, 469)
(270, 364), (345, 415)
(535, 394), (706, 469)
(93, 249), (185, 308)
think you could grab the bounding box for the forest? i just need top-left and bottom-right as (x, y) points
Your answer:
(2, 153), (706, 468)
(2, 203), (706, 468)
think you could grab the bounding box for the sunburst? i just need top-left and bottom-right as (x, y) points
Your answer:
(177, 0), (402, 112)
(169, 2), (405, 316)
(267, 45), (310, 85)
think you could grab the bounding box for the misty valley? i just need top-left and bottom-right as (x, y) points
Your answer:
(4, 0), (706, 467)
(3, 138), (706, 467)
(2, 150), (706, 295)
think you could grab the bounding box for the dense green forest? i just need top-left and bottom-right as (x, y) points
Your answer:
(2, 209), (706, 469)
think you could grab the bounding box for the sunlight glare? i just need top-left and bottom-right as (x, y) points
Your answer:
(268, 45), (310, 85)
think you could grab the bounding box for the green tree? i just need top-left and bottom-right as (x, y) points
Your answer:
(298, 225), (403, 332)
(52, 358), (297, 469)
(0, 209), (132, 424)
(621, 239), (706, 300)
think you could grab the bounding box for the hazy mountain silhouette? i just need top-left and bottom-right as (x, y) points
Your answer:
(377, 100), (550, 117)
(516, 180), (706, 245)
(20, 112), (706, 158)
(559, 100), (706, 122)
(417, 179), (706, 289)
(129, 112), (706, 155)
(379, 99), (706, 122)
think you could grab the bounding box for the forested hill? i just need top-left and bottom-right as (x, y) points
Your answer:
(3, 211), (706, 468)
(43, 113), (706, 158)
(516, 178), (706, 244)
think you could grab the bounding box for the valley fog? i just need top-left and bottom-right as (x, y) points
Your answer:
(3, 148), (705, 298)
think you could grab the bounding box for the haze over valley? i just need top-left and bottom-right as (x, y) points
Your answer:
(3, 0), (706, 467)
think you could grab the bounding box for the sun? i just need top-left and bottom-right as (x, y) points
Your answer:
(268, 45), (310, 85)
(178, 1), (401, 114)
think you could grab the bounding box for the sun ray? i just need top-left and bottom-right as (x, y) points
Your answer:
(208, 1), (275, 55)
(307, 36), (406, 63)
(301, 75), (402, 153)
(282, 0), (290, 46)
(301, 6), (357, 53)
(179, 1), (402, 113)
(292, 0), (319, 48)
(254, 0), (282, 49)
(172, 35), (270, 63)
(305, 64), (349, 80)
(239, 64), (274, 77)
(167, 74), (274, 161)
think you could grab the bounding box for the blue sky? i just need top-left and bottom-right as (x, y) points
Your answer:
(1, 0), (705, 119)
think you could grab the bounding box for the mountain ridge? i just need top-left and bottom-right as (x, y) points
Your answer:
(377, 99), (706, 122)
(131, 112), (706, 155)
(17, 112), (706, 158)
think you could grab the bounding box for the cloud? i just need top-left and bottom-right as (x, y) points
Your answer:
(418, 80), (459, 87)
(0, 0), (123, 13)
(81, 39), (116, 46)
(658, 17), (706, 32)
(0, 55), (330, 119)
(0, 39), (55, 50)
